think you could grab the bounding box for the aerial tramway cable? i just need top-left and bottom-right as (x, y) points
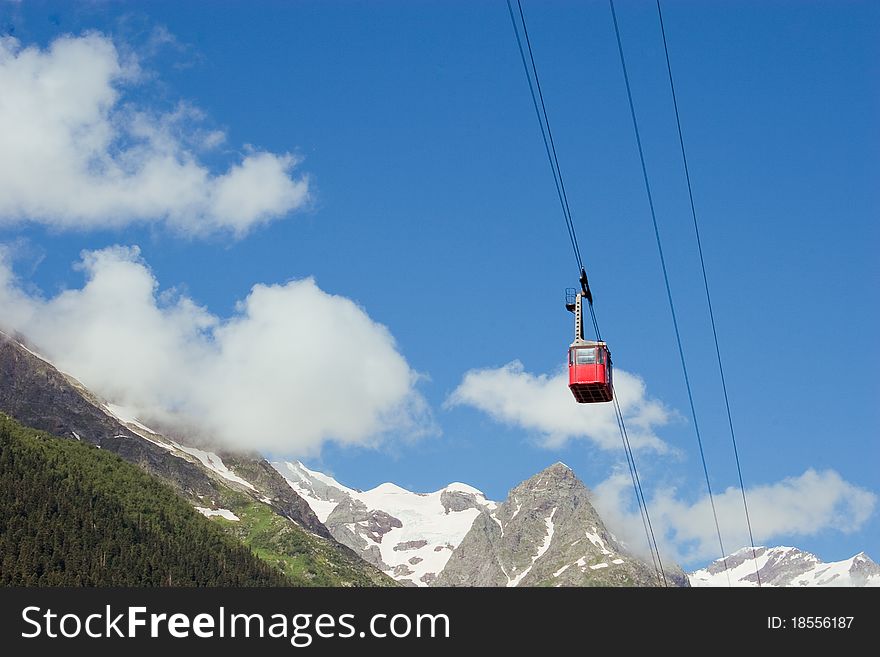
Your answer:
(504, 0), (602, 342)
(613, 395), (667, 586)
(655, 0), (761, 585)
(608, 0), (731, 582)
(506, 0), (667, 586)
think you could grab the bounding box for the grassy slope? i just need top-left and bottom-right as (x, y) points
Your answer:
(206, 492), (396, 587)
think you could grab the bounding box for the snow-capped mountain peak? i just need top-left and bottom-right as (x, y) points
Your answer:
(272, 460), (496, 586)
(436, 462), (688, 587)
(689, 546), (880, 587)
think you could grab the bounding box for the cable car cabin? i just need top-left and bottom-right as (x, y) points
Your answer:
(568, 341), (613, 403)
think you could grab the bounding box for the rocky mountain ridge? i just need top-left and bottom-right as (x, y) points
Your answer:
(276, 459), (690, 587)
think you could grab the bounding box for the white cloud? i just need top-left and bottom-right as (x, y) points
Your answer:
(0, 33), (308, 236)
(0, 246), (433, 455)
(593, 469), (877, 566)
(445, 360), (673, 452)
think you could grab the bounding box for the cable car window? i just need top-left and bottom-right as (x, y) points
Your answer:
(576, 348), (596, 365)
(598, 349), (605, 364)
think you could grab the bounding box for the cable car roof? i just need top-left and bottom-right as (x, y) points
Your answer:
(569, 339), (608, 348)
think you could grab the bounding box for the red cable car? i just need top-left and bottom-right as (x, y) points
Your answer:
(568, 340), (613, 403)
(566, 282), (613, 403)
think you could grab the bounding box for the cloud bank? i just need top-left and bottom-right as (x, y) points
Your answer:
(593, 469), (877, 566)
(446, 361), (673, 452)
(0, 33), (308, 235)
(0, 246), (432, 455)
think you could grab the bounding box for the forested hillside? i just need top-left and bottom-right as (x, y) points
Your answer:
(0, 413), (290, 586)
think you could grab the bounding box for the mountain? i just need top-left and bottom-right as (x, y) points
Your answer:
(273, 460), (495, 586)
(437, 463), (689, 587)
(0, 412), (290, 586)
(276, 459), (689, 587)
(689, 546), (880, 587)
(0, 331), (394, 586)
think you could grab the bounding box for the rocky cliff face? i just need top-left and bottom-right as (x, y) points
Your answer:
(689, 546), (880, 587)
(437, 463), (689, 587)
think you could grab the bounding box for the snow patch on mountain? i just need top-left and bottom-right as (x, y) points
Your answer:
(510, 499), (523, 520)
(101, 401), (259, 493)
(196, 507), (240, 521)
(300, 497), (338, 524)
(104, 403), (160, 437)
(293, 461), (357, 497)
(585, 527), (613, 556)
(553, 563), (571, 578)
(175, 444), (256, 491)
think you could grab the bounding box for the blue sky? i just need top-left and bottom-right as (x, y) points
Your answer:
(0, 0), (877, 569)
